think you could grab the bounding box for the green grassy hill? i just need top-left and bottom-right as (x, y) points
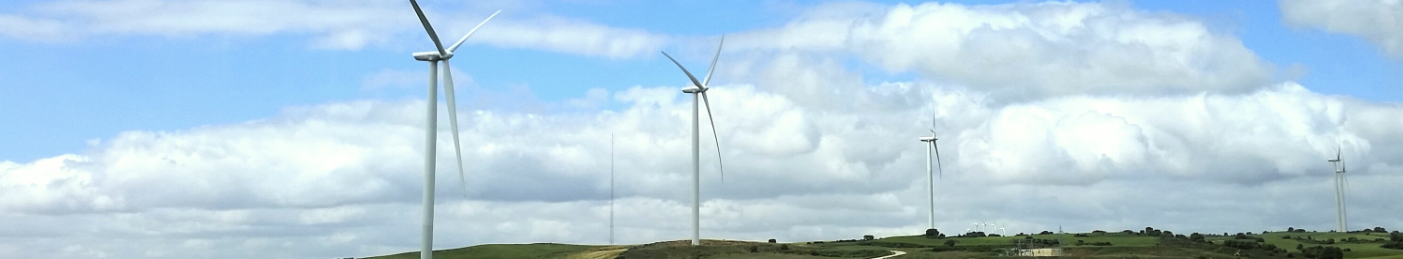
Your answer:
(359, 229), (1403, 259)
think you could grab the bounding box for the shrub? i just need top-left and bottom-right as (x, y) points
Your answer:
(944, 239), (957, 247)
(925, 228), (942, 238)
(748, 246), (758, 253)
(779, 244), (789, 251)
(1283, 235), (1292, 239)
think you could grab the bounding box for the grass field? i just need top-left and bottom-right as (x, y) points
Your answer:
(360, 230), (1403, 259)
(364, 243), (611, 259)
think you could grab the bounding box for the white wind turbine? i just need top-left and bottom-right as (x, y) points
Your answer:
(661, 36), (727, 246)
(919, 112), (943, 231)
(405, 2), (500, 259)
(1327, 147), (1349, 232)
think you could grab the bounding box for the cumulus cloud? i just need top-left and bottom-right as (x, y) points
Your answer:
(1281, 0), (1403, 58)
(5, 80), (1403, 258)
(723, 1), (1275, 100)
(5, 1), (1403, 259)
(0, 0), (669, 55)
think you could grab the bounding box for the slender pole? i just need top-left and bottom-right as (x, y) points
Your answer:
(926, 143), (934, 230)
(1336, 172), (1344, 232)
(610, 134), (615, 245)
(421, 61), (439, 259)
(691, 93), (701, 246)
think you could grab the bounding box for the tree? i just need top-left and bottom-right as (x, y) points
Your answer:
(863, 235), (874, 241)
(1375, 227), (1387, 232)
(768, 239), (776, 243)
(1289, 227), (1296, 232)
(925, 229), (942, 239)
(1190, 233), (1206, 242)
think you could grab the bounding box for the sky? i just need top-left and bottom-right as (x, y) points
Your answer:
(1, 0), (1402, 258)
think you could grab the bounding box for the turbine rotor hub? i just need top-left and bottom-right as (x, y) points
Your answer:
(413, 51), (452, 61)
(681, 85), (703, 93)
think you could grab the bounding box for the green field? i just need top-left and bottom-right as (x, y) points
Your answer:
(360, 229), (1403, 259)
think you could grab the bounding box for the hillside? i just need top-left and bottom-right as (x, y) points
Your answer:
(361, 228), (1403, 259)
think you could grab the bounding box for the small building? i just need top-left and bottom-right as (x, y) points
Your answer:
(1014, 248), (1063, 257)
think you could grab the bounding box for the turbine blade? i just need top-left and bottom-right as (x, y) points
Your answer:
(661, 52), (705, 89)
(701, 92), (724, 182)
(447, 10), (501, 54)
(442, 60), (467, 196)
(702, 35), (725, 86)
(934, 142), (943, 179)
(408, 0), (447, 57)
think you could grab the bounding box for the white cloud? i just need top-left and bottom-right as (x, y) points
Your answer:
(1280, 0), (1403, 58)
(0, 0), (670, 55)
(5, 80), (1403, 258)
(5, 1), (1403, 259)
(724, 1), (1275, 100)
(471, 15), (670, 58)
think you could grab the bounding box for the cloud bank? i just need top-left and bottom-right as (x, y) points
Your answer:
(3, 1), (1402, 259)
(1280, 0), (1403, 58)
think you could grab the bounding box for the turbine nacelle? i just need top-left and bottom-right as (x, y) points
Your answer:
(413, 51), (452, 61)
(681, 85), (705, 93)
(919, 136), (936, 142)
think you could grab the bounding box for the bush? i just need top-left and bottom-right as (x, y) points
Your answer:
(1283, 235), (1292, 239)
(944, 239), (957, 247)
(1190, 233), (1206, 242)
(925, 228), (942, 238)
(779, 244), (789, 251)
(748, 246), (758, 253)
(768, 239), (776, 243)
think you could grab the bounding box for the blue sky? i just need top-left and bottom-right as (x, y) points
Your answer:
(4, 0), (1399, 162)
(2, 1), (1403, 259)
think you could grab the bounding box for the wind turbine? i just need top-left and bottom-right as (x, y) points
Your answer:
(406, 2), (499, 259)
(661, 36), (726, 246)
(919, 114), (943, 231)
(1327, 147), (1349, 232)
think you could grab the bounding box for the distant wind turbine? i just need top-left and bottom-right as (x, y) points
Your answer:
(405, 2), (500, 259)
(1327, 147), (1349, 232)
(919, 109), (943, 231)
(661, 36), (727, 246)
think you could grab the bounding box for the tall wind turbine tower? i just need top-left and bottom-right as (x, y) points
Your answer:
(610, 134), (615, 245)
(405, 2), (499, 259)
(1328, 147), (1349, 232)
(919, 116), (943, 231)
(661, 36), (727, 246)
